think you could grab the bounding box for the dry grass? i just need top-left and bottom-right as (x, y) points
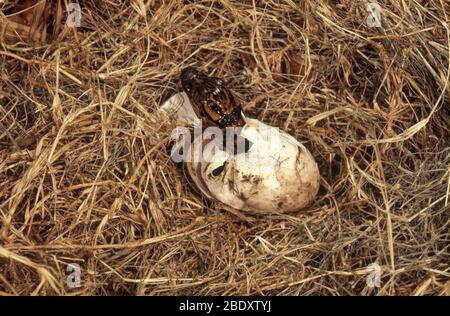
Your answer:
(0, 0), (449, 295)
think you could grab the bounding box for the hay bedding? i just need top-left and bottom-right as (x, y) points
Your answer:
(0, 0), (449, 295)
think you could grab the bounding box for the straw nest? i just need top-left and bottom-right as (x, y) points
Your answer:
(0, 0), (449, 295)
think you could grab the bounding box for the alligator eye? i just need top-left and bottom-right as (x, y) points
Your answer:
(184, 83), (192, 92)
(181, 67), (200, 92)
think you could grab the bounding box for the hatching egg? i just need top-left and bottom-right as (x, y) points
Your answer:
(161, 92), (320, 213)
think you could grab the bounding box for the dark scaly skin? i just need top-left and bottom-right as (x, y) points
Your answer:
(180, 67), (245, 129)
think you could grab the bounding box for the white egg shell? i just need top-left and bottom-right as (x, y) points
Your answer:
(161, 92), (320, 213)
(160, 92), (201, 127)
(188, 118), (320, 213)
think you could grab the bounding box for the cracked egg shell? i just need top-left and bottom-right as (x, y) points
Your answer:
(184, 118), (320, 213)
(161, 92), (320, 213)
